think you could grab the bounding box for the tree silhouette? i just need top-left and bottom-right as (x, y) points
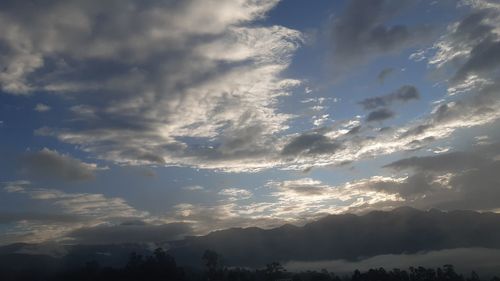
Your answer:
(264, 262), (286, 281)
(203, 249), (223, 281)
(1, 251), (499, 281)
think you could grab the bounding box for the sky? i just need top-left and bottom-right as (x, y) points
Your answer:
(0, 0), (500, 246)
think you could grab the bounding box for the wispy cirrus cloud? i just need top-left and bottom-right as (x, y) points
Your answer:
(2, 180), (148, 244)
(276, 0), (500, 171)
(4, 181), (147, 219)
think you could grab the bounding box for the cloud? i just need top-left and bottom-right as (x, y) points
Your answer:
(270, 178), (330, 196)
(20, 148), (100, 181)
(281, 133), (342, 157)
(383, 151), (490, 172)
(218, 188), (252, 201)
(262, 141), (500, 214)
(66, 222), (192, 244)
(453, 40), (500, 84)
(342, 19), (500, 169)
(157, 176), (403, 236)
(285, 248), (500, 276)
(427, 0), (500, 92)
(4, 181), (147, 219)
(0, 0), (303, 172)
(444, 8), (500, 85)
(265, 177), (403, 219)
(182, 185), (205, 191)
(0, 0), (498, 176)
(275, 77), (498, 170)
(330, 0), (432, 68)
(377, 67), (394, 83)
(366, 108), (395, 122)
(34, 103), (51, 112)
(168, 202), (287, 235)
(2, 181), (148, 244)
(0, 212), (86, 224)
(335, 0), (497, 157)
(360, 142), (500, 211)
(397, 80), (500, 141)
(358, 85), (420, 110)
(0, 176), (399, 244)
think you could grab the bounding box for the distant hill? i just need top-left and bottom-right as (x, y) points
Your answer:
(168, 207), (500, 267)
(2, 207), (500, 269)
(0, 243), (152, 271)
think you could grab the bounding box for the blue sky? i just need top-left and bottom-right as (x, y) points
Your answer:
(1, 0), (500, 245)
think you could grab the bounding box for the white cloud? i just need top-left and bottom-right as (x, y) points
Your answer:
(313, 114), (329, 127)
(182, 185), (205, 191)
(162, 176), (403, 234)
(266, 177), (404, 217)
(2, 181), (148, 244)
(2, 0), (499, 175)
(0, 0), (304, 172)
(4, 182), (147, 219)
(218, 188), (253, 201)
(34, 103), (51, 112)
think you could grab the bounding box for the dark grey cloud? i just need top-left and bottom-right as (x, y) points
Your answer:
(67, 222), (193, 244)
(377, 67), (394, 84)
(369, 173), (435, 198)
(20, 148), (99, 181)
(399, 124), (432, 139)
(445, 8), (500, 84)
(366, 108), (394, 122)
(359, 85), (419, 110)
(373, 142), (500, 210)
(398, 79), (500, 141)
(440, 160), (500, 210)
(453, 10), (496, 44)
(346, 125), (362, 135)
(384, 151), (489, 172)
(419, 3), (500, 94)
(331, 0), (432, 67)
(272, 178), (330, 196)
(282, 133), (341, 157)
(453, 38), (500, 83)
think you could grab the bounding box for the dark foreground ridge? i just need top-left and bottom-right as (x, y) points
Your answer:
(1, 247), (499, 281)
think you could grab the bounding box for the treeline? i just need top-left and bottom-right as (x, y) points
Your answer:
(2, 248), (500, 281)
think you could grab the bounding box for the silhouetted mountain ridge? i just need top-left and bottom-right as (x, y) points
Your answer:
(2, 207), (500, 269)
(168, 207), (500, 266)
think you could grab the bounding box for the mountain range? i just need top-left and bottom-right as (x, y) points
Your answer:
(2, 207), (500, 270)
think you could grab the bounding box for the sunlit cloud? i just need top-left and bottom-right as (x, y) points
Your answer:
(2, 181), (148, 244)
